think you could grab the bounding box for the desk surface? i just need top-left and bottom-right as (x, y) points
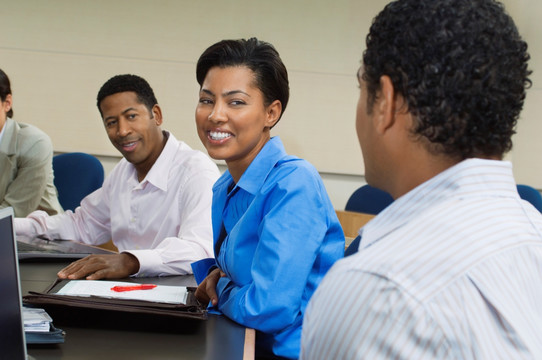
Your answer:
(20, 261), (254, 360)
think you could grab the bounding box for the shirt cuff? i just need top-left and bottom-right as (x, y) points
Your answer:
(24, 210), (51, 235)
(123, 249), (164, 277)
(14, 217), (40, 236)
(190, 258), (217, 285)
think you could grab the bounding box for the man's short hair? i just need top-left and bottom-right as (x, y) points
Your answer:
(96, 74), (158, 117)
(362, 0), (531, 159)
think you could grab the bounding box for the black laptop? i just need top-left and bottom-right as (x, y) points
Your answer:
(17, 232), (115, 260)
(0, 207), (31, 359)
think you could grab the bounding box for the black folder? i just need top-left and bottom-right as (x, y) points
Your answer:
(23, 278), (207, 326)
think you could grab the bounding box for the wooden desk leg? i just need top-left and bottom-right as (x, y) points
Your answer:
(243, 328), (255, 360)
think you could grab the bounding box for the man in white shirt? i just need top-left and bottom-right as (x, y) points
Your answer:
(301, 0), (542, 359)
(16, 74), (220, 279)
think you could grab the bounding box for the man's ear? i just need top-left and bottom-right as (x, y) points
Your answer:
(152, 104), (163, 126)
(374, 75), (397, 134)
(264, 100), (282, 129)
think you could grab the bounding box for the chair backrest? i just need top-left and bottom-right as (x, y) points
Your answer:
(517, 184), (542, 213)
(345, 184), (394, 215)
(344, 185), (393, 256)
(53, 152), (105, 211)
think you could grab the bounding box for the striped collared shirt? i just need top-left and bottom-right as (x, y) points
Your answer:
(301, 159), (542, 359)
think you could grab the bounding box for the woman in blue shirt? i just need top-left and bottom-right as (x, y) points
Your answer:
(194, 38), (344, 359)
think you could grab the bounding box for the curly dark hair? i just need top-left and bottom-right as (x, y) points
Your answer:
(196, 37), (289, 125)
(0, 68), (14, 118)
(96, 74), (158, 117)
(362, 0), (531, 159)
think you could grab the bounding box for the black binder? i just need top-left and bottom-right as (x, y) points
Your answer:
(23, 278), (207, 328)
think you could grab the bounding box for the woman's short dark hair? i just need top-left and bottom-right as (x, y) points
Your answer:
(97, 74), (158, 117)
(362, 0), (531, 159)
(0, 68), (14, 118)
(196, 37), (290, 124)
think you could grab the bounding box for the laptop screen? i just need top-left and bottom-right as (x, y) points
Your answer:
(0, 207), (28, 359)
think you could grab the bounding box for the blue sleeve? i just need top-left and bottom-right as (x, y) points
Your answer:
(190, 258), (217, 285)
(215, 165), (338, 333)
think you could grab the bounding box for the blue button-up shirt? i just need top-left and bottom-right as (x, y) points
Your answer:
(211, 137), (344, 359)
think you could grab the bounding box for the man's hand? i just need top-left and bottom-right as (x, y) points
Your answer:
(57, 253), (140, 280)
(195, 268), (226, 307)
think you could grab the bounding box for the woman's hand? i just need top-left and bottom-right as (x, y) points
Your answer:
(195, 268), (226, 306)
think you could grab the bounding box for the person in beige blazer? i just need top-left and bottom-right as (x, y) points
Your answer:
(0, 68), (62, 217)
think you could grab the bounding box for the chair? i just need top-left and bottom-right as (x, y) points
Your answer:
(53, 152), (105, 212)
(517, 184), (542, 213)
(345, 184), (394, 215)
(343, 185), (393, 256)
(344, 184), (542, 256)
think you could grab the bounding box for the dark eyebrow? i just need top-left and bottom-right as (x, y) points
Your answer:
(103, 107), (137, 122)
(200, 89), (214, 97)
(121, 107), (137, 115)
(199, 88), (250, 97)
(224, 90), (250, 97)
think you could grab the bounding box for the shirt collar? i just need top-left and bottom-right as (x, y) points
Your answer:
(214, 136), (287, 196)
(0, 118), (6, 146)
(138, 131), (177, 191)
(0, 118), (15, 154)
(360, 158), (516, 249)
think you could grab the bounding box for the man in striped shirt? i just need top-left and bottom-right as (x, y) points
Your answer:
(301, 0), (542, 359)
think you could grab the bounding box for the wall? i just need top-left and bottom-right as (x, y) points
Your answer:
(503, 0), (542, 186)
(3, 0), (541, 210)
(1, 0), (377, 176)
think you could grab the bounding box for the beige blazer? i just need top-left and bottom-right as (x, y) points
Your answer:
(0, 118), (63, 217)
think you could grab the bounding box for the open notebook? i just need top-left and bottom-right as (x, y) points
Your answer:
(0, 207), (30, 359)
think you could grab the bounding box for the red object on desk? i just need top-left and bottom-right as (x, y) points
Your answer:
(110, 284), (157, 292)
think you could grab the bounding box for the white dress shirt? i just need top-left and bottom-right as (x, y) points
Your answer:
(301, 159), (542, 359)
(15, 132), (220, 277)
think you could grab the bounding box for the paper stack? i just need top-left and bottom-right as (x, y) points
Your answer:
(23, 307), (53, 333)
